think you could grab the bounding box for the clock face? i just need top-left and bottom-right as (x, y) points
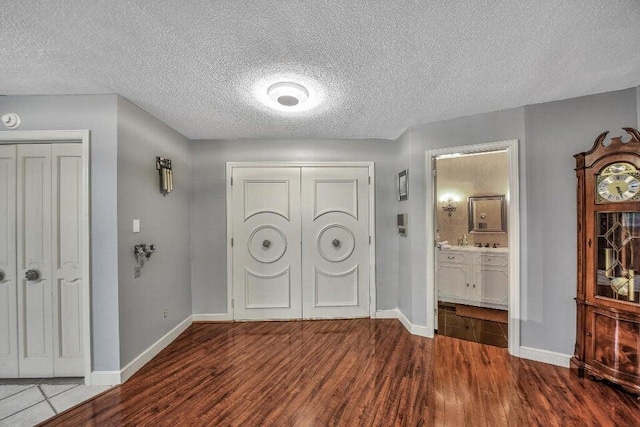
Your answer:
(597, 174), (640, 202)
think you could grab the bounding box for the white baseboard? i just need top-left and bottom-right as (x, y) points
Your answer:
(89, 370), (121, 386)
(192, 313), (232, 322)
(397, 309), (433, 338)
(374, 309), (399, 319)
(519, 346), (572, 368)
(120, 315), (192, 383)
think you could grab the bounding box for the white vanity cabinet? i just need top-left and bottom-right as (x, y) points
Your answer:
(437, 248), (508, 309)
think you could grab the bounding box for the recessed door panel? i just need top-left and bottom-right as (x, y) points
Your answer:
(302, 167), (370, 319)
(0, 146), (17, 377)
(245, 268), (291, 308)
(314, 267), (359, 307)
(17, 144), (53, 377)
(232, 168), (302, 320)
(51, 144), (83, 376)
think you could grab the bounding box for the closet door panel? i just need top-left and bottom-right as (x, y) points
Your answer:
(52, 144), (83, 376)
(17, 144), (54, 377)
(0, 145), (18, 377)
(301, 167), (370, 319)
(232, 167), (302, 320)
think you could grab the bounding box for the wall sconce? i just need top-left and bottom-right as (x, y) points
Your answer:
(156, 157), (173, 194)
(440, 194), (459, 216)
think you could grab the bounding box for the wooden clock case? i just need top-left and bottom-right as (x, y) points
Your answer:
(572, 127), (640, 394)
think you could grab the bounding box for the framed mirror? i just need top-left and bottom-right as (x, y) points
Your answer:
(468, 195), (507, 233)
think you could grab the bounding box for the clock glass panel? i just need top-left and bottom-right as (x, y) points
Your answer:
(596, 212), (640, 304)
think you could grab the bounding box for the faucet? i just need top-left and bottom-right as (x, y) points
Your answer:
(493, 243), (499, 248)
(476, 243), (482, 247)
(484, 243), (490, 248)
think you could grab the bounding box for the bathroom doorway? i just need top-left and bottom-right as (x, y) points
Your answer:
(425, 140), (520, 355)
(435, 150), (509, 347)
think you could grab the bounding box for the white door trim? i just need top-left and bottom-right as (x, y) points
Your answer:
(425, 139), (521, 357)
(0, 130), (92, 383)
(226, 162), (376, 319)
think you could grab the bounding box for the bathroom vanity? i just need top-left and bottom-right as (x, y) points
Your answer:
(437, 246), (508, 309)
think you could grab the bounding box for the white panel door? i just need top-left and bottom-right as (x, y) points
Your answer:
(0, 146), (18, 377)
(232, 167), (302, 320)
(17, 144), (54, 377)
(51, 144), (84, 376)
(301, 167), (370, 318)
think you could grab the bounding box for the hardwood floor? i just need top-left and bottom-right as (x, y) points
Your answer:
(42, 319), (639, 426)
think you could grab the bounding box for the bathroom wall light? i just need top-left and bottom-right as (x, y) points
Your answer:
(440, 194), (459, 216)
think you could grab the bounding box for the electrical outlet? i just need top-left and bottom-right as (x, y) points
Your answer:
(163, 308), (168, 318)
(134, 267), (141, 278)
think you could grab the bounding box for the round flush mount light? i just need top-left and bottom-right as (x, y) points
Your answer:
(267, 82), (309, 107)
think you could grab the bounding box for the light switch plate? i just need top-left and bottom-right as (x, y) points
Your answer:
(133, 219), (140, 233)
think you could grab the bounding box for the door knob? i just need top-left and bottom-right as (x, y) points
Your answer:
(332, 239), (341, 248)
(262, 240), (271, 248)
(25, 269), (39, 281)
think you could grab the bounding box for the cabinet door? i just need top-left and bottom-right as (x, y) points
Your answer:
(475, 266), (508, 306)
(438, 263), (472, 301)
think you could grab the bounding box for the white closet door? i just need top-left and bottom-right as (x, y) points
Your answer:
(17, 144), (54, 377)
(232, 167), (302, 320)
(301, 167), (370, 319)
(0, 146), (18, 377)
(51, 144), (84, 376)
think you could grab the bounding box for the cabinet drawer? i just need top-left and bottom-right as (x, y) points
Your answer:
(438, 251), (468, 264)
(478, 254), (508, 267)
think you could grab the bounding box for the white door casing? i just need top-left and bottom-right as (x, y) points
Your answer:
(301, 167), (370, 318)
(232, 167), (302, 320)
(426, 139), (520, 356)
(2, 143), (83, 378)
(17, 144), (54, 377)
(0, 145), (17, 377)
(0, 130), (90, 383)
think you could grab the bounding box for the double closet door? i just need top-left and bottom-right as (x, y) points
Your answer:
(0, 144), (84, 378)
(231, 166), (371, 320)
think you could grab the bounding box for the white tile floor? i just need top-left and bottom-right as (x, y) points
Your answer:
(0, 378), (110, 426)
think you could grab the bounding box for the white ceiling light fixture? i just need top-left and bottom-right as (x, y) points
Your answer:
(267, 82), (309, 108)
(241, 67), (339, 116)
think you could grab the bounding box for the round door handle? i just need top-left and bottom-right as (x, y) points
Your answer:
(262, 240), (271, 248)
(25, 269), (40, 281)
(332, 239), (341, 248)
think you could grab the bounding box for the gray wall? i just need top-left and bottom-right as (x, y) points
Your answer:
(0, 95), (120, 371)
(396, 87), (638, 356)
(522, 88), (637, 353)
(396, 132), (413, 320)
(637, 85), (640, 127)
(116, 97), (192, 366)
(190, 139), (399, 314)
(397, 107), (526, 327)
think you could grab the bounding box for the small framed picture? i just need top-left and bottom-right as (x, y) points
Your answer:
(398, 169), (408, 201)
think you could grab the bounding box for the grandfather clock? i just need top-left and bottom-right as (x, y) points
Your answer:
(572, 127), (640, 394)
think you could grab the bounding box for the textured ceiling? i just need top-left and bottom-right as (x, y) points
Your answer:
(1, 1), (640, 140)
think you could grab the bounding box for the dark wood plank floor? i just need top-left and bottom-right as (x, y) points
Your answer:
(42, 319), (640, 426)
